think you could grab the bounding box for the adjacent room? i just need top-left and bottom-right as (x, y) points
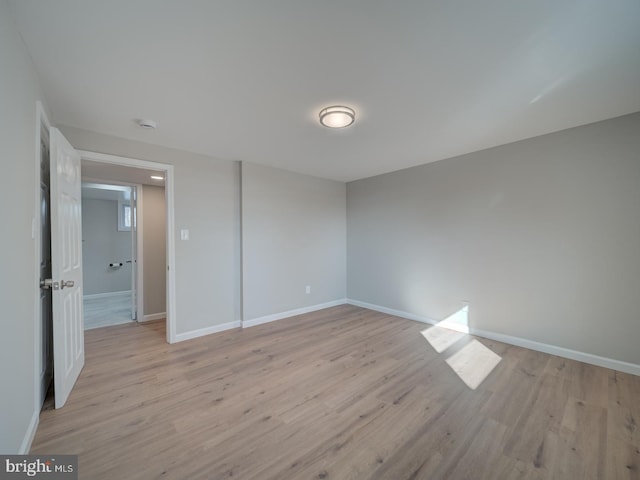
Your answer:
(1, 1), (639, 479)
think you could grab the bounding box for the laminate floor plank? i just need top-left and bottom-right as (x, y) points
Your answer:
(31, 306), (639, 479)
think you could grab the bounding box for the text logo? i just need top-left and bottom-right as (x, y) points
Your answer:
(0, 456), (77, 480)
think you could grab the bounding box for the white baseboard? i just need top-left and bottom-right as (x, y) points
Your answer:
(243, 299), (348, 328)
(84, 290), (131, 300)
(347, 299), (640, 376)
(468, 328), (640, 377)
(141, 312), (166, 322)
(19, 410), (39, 454)
(347, 299), (439, 325)
(174, 320), (241, 342)
(170, 299), (348, 342)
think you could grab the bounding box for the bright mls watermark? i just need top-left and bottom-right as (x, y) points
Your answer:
(0, 456), (77, 479)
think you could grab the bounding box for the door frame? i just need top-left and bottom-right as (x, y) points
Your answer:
(82, 179), (144, 322)
(78, 150), (177, 344)
(33, 102), (51, 418)
(33, 120), (178, 419)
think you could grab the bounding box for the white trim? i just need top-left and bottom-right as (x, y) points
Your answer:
(142, 312), (166, 322)
(347, 299), (640, 376)
(165, 168), (177, 343)
(347, 299), (438, 325)
(19, 410), (39, 454)
(174, 320), (241, 342)
(242, 299), (347, 328)
(83, 290), (131, 300)
(78, 150), (171, 171)
(135, 185), (144, 322)
(469, 327), (640, 376)
(77, 150), (176, 344)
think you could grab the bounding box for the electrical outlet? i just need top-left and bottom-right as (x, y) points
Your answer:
(305, 285), (311, 294)
(180, 229), (189, 240)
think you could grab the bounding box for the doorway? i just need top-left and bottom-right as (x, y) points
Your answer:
(81, 182), (140, 329)
(34, 120), (177, 409)
(78, 152), (176, 345)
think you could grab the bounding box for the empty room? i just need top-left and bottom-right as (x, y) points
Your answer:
(1, 1), (639, 479)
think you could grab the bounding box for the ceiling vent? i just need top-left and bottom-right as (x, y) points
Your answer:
(138, 119), (157, 129)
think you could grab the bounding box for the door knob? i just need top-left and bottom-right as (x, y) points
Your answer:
(40, 279), (74, 290)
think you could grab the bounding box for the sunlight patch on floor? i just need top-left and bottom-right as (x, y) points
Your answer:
(421, 326), (466, 353)
(445, 339), (502, 390)
(420, 304), (501, 389)
(421, 305), (469, 352)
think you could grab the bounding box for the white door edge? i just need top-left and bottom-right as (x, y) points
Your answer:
(50, 127), (85, 408)
(33, 101), (51, 416)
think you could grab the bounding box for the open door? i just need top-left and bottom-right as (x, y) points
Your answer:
(49, 127), (85, 408)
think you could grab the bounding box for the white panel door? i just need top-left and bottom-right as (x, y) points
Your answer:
(50, 127), (85, 409)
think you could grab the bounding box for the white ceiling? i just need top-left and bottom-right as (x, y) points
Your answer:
(9, 0), (640, 182)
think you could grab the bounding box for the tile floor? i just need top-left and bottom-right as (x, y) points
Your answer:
(83, 292), (134, 330)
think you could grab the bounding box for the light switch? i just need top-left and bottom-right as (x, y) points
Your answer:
(180, 229), (189, 240)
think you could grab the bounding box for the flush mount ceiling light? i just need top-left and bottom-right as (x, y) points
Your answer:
(150, 175), (164, 180)
(319, 106), (355, 128)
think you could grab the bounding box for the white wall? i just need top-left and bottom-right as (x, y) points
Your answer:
(142, 185), (166, 316)
(59, 126), (242, 335)
(347, 112), (640, 366)
(81, 197), (132, 295)
(242, 162), (346, 321)
(0, 0), (45, 452)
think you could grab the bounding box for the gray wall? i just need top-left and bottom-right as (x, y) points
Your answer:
(0, 0), (45, 452)
(81, 197), (132, 295)
(142, 185), (166, 316)
(347, 112), (640, 365)
(60, 126), (241, 334)
(2, 0), (636, 450)
(242, 163), (346, 320)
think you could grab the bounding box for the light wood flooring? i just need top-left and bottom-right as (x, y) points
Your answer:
(31, 305), (639, 479)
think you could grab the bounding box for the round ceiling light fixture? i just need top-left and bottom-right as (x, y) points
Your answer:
(319, 105), (355, 128)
